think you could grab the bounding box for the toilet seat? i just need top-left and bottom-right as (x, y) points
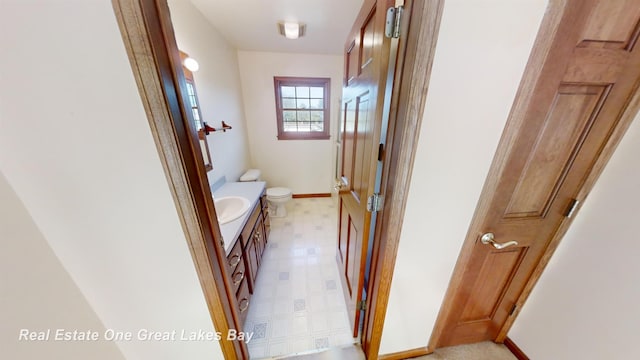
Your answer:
(267, 187), (291, 198)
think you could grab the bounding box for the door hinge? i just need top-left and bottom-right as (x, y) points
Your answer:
(565, 198), (580, 218)
(367, 193), (384, 212)
(358, 300), (367, 311)
(509, 303), (518, 316)
(385, 6), (404, 38)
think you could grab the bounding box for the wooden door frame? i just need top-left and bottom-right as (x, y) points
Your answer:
(363, 0), (444, 358)
(111, 1), (247, 358)
(112, 0), (443, 358)
(428, 0), (640, 350)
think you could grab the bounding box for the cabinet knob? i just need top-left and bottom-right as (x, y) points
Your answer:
(239, 298), (250, 312)
(228, 253), (241, 267)
(232, 271), (244, 285)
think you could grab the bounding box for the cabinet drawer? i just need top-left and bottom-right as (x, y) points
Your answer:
(236, 277), (250, 327)
(241, 204), (261, 248)
(229, 255), (246, 295)
(260, 192), (268, 210)
(226, 239), (243, 273)
(260, 194), (271, 240)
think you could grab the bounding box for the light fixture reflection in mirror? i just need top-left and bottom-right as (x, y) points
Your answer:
(183, 57), (199, 72)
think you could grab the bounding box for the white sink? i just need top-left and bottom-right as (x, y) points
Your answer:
(214, 196), (251, 225)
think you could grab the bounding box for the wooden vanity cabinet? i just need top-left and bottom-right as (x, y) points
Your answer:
(247, 194), (270, 292)
(240, 203), (261, 248)
(245, 222), (258, 293)
(261, 193), (271, 239)
(226, 239), (245, 295)
(225, 236), (250, 325)
(226, 190), (270, 327)
(236, 276), (250, 326)
(246, 215), (266, 293)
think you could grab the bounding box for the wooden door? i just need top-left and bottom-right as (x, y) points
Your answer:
(433, 0), (640, 348)
(337, 0), (394, 337)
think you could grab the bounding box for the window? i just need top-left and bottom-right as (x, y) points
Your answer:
(274, 76), (331, 140)
(185, 81), (203, 131)
(180, 50), (212, 171)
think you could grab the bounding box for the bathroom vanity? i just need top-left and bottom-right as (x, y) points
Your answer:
(213, 182), (270, 326)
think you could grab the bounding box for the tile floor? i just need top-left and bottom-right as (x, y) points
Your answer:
(245, 197), (355, 359)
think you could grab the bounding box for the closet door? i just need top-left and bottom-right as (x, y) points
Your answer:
(433, 0), (640, 348)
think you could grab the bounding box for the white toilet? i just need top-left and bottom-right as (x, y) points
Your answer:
(239, 169), (292, 218)
(265, 187), (293, 217)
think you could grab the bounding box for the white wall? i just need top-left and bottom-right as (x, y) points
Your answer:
(0, 172), (126, 360)
(237, 51), (343, 194)
(0, 1), (223, 359)
(509, 111), (640, 359)
(168, 0), (250, 186)
(379, 0), (548, 354)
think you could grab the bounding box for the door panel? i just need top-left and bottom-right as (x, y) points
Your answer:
(353, 92), (371, 203)
(505, 85), (607, 218)
(434, 0), (640, 348)
(346, 217), (359, 295)
(582, 0), (640, 46)
(338, 201), (349, 265)
(337, 0), (394, 338)
(342, 98), (356, 189)
(360, 11), (376, 72)
(346, 41), (358, 85)
(458, 248), (526, 323)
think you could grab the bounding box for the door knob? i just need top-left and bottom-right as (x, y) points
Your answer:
(334, 181), (346, 192)
(480, 233), (518, 250)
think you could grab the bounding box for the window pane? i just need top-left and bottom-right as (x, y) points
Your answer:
(296, 86), (310, 98)
(310, 111), (323, 122)
(188, 95), (197, 107)
(310, 87), (324, 98)
(186, 82), (195, 96)
(283, 110), (297, 122)
(297, 121), (311, 132)
(296, 98), (310, 109)
(310, 121), (324, 131)
(282, 98), (296, 108)
(281, 86), (295, 97)
(192, 108), (202, 130)
(310, 99), (324, 109)
(297, 111), (311, 121)
(283, 117), (297, 131)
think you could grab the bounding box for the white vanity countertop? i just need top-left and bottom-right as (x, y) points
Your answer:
(212, 181), (266, 256)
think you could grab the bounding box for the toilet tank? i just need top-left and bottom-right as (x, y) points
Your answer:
(239, 169), (261, 182)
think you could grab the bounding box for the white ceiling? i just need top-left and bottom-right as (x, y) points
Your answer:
(189, 0), (364, 55)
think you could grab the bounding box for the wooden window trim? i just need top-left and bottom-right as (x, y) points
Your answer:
(273, 76), (331, 140)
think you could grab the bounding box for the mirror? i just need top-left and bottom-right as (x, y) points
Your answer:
(179, 50), (213, 171)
